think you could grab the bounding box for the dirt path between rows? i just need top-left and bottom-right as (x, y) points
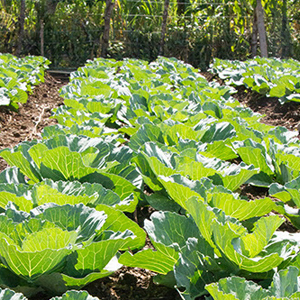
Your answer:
(0, 73), (65, 171)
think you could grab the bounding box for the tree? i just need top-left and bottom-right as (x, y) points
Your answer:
(255, 0), (268, 57)
(101, 0), (114, 57)
(251, 8), (258, 57)
(34, 0), (61, 56)
(159, 0), (170, 56)
(16, 0), (25, 56)
(281, 0), (291, 57)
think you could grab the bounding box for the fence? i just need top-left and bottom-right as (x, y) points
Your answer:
(0, 0), (299, 70)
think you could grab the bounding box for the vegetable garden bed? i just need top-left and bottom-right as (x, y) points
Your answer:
(1, 55), (300, 300)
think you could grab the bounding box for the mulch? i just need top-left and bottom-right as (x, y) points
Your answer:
(1, 70), (300, 300)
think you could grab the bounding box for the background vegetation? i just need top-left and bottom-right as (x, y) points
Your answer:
(0, 0), (299, 70)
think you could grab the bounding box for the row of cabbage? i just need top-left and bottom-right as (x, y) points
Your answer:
(0, 289), (101, 300)
(0, 53), (50, 108)
(210, 57), (300, 104)
(1, 57), (300, 299)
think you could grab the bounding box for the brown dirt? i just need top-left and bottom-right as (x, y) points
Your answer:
(85, 267), (180, 300)
(0, 73), (65, 171)
(201, 72), (300, 131)
(239, 185), (269, 200)
(1, 71), (300, 300)
(233, 86), (300, 131)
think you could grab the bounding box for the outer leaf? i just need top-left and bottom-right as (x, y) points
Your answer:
(119, 248), (177, 275)
(81, 172), (139, 212)
(276, 153), (300, 183)
(0, 167), (26, 184)
(174, 238), (228, 300)
(0, 236), (73, 281)
(40, 147), (96, 181)
(129, 124), (164, 151)
(50, 290), (100, 300)
(240, 216), (283, 258)
(233, 139), (275, 176)
(95, 204), (146, 250)
(175, 156), (217, 180)
(205, 276), (270, 300)
(210, 193), (276, 220)
(145, 211), (202, 251)
(33, 179), (126, 210)
(63, 231), (134, 277)
(198, 140), (238, 161)
(0, 146), (40, 183)
(212, 221), (283, 273)
(216, 163), (258, 191)
(270, 177), (300, 208)
(158, 175), (204, 209)
(0, 288), (27, 300)
(32, 203), (107, 242)
(0, 191), (32, 212)
(36, 270), (114, 295)
(269, 84), (286, 98)
(269, 266), (300, 298)
(32, 183), (93, 207)
(186, 197), (223, 255)
(201, 122), (236, 143)
(205, 267), (300, 300)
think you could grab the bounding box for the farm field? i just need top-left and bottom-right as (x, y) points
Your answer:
(1, 55), (300, 300)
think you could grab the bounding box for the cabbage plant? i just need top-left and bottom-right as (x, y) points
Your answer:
(210, 57), (300, 104)
(0, 53), (50, 108)
(0, 288), (100, 300)
(206, 266), (300, 300)
(0, 203), (145, 296)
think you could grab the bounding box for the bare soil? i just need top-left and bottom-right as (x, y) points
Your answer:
(234, 85), (300, 131)
(1, 71), (300, 300)
(0, 73), (65, 171)
(201, 72), (300, 131)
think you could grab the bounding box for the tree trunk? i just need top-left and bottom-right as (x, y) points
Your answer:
(256, 0), (268, 57)
(251, 8), (258, 57)
(101, 0), (114, 58)
(17, 0), (25, 56)
(40, 19), (44, 57)
(159, 0), (170, 56)
(46, 0), (59, 15)
(281, 0), (291, 58)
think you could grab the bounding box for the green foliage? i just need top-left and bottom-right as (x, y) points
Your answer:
(0, 203), (144, 296)
(0, 288), (100, 299)
(210, 57), (300, 103)
(2, 56), (300, 299)
(3, 0), (300, 69)
(206, 267), (300, 300)
(0, 53), (49, 108)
